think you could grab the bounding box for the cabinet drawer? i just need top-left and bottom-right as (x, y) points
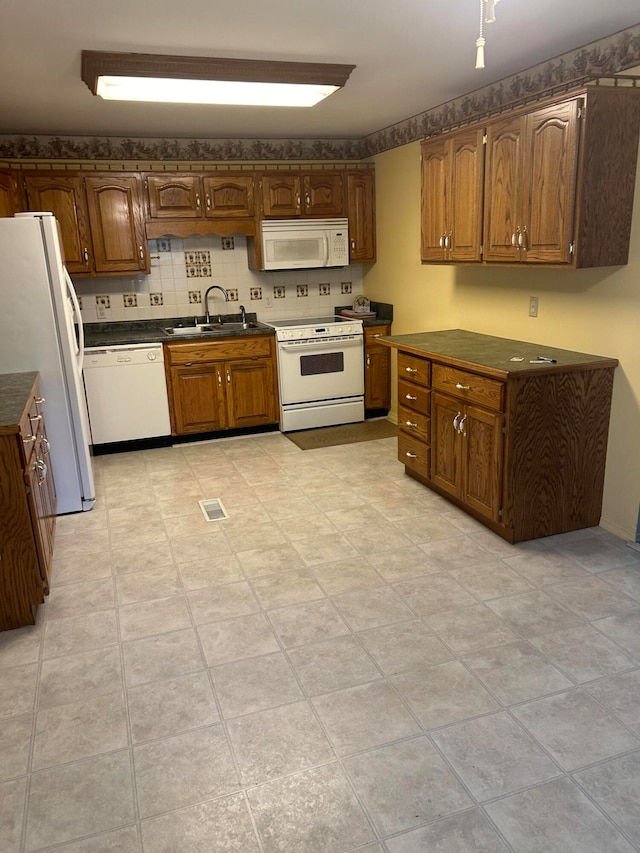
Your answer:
(398, 405), (429, 442)
(432, 364), (503, 411)
(398, 352), (430, 387)
(398, 379), (430, 414)
(398, 432), (430, 478)
(364, 325), (390, 345)
(165, 336), (273, 365)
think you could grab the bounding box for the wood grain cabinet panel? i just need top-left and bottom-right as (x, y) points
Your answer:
(387, 331), (617, 542)
(346, 171), (376, 263)
(0, 374), (56, 630)
(0, 170), (24, 218)
(364, 325), (391, 412)
(164, 335), (278, 435)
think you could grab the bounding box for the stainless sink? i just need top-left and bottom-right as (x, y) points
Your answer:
(162, 322), (263, 336)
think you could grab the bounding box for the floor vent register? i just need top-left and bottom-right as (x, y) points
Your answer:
(198, 498), (229, 522)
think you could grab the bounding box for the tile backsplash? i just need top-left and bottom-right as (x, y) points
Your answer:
(74, 235), (364, 324)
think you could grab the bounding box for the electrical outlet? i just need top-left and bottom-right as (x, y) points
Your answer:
(529, 296), (539, 318)
(96, 295), (110, 320)
(266, 295), (273, 308)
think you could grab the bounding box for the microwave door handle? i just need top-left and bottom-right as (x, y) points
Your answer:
(323, 233), (329, 266)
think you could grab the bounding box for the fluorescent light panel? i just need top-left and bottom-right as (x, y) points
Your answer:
(82, 51), (354, 108)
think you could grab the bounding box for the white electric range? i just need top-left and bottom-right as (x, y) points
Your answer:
(264, 316), (364, 432)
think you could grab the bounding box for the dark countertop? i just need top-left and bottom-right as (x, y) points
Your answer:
(0, 371), (38, 431)
(380, 329), (618, 378)
(84, 314), (274, 347)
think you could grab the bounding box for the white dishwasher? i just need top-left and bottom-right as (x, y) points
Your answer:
(83, 343), (171, 444)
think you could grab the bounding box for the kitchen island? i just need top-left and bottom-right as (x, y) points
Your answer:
(381, 329), (618, 543)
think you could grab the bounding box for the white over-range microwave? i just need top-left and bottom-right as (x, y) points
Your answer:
(260, 218), (349, 270)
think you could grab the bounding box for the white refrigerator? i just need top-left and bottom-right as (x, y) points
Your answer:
(0, 212), (95, 513)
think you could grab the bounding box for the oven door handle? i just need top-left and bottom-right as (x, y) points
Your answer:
(279, 337), (363, 353)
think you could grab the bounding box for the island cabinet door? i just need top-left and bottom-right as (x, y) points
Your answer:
(431, 391), (461, 497)
(461, 403), (504, 522)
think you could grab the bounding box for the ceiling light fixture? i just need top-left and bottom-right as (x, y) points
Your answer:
(475, 0), (502, 69)
(81, 51), (355, 108)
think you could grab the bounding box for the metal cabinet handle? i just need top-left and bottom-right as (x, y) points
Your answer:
(23, 434), (36, 445)
(459, 415), (467, 435)
(455, 382), (470, 390)
(511, 232), (517, 247)
(83, 248), (89, 262)
(35, 458), (47, 485)
(405, 451), (417, 459)
(205, 195), (211, 209)
(453, 412), (461, 431)
(366, 355), (371, 366)
(195, 194), (201, 209)
(405, 393), (417, 401)
(29, 413), (42, 423)
(41, 437), (50, 455)
(139, 245), (145, 260)
(405, 420), (418, 428)
(521, 225), (528, 250)
(517, 227), (524, 247)
(217, 371), (222, 384)
(226, 370), (231, 383)
(184, 362), (193, 366)
(439, 235), (444, 248)
(296, 195), (301, 207)
(405, 366), (418, 374)
(351, 239), (356, 249)
(372, 334), (381, 338)
(35, 396), (45, 404)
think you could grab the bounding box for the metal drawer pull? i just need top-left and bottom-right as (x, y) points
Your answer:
(405, 393), (417, 401)
(195, 194), (201, 208)
(405, 451), (417, 459)
(29, 413), (42, 422)
(405, 366), (418, 374)
(372, 334), (381, 338)
(226, 370), (231, 383)
(455, 382), (470, 390)
(23, 434), (36, 445)
(217, 372), (222, 384)
(206, 195), (212, 209)
(459, 415), (467, 435)
(453, 412), (461, 431)
(35, 459), (47, 485)
(405, 420), (418, 428)
(35, 396), (45, 404)
(41, 437), (51, 455)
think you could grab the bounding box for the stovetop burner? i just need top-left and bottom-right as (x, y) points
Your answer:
(265, 316), (351, 329)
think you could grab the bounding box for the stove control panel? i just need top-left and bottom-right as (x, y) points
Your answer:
(277, 322), (362, 340)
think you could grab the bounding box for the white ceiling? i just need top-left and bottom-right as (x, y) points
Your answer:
(3, 0), (639, 141)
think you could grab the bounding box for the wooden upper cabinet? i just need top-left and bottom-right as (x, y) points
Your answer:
(23, 174), (93, 273)
(146, 174), (203, 219)
(484, 100), (580, 264)
(347, 171), (376, 263)
(421, 128), (484, 262)
(0, 171), (24, 218)
(146, 173), (255, 220)
(203, 174), (254, 218)
(84, 175), (148, 274)
(260, 171), (344, 218)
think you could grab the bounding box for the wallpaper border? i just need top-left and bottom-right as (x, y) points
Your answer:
(1, 24), (639, 163)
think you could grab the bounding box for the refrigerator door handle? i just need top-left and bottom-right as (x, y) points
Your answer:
(64, 268), (84, 367)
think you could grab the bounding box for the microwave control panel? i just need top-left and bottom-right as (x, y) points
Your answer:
(333, 232), (349, 264)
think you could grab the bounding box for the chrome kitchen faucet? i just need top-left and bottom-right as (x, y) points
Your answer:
(204, 285), (228, 324)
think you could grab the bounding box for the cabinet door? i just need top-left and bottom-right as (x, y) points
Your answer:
(483, 116), (522, 262)
(302, 173), (344, 216)
(461, 403), (503, 522)
(521, 100), (580, 264)
(169, 364), (227, 434)
(449, 129), (484, 262)
(421, 138), (449, 261)
(346, 172), (376, 263)
(431, 391), (461, 497)
(364, 327), (391, 410)
(203, 175), (255, 218)
(23, 175), (93, 273)
(225, 358), (278, 428)
(261, 174), (302, 217)
(84, 175), (149, 273)
(0, 171), (23, 217)
(146, 175), (203, 219)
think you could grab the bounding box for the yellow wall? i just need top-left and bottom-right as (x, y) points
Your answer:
(364, 141), (640, 542)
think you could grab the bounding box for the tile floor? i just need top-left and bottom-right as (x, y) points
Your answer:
(2, 431), (640, 852)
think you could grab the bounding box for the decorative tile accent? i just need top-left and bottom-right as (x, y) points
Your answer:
(186, 265), (199, 278)
(319, 283), (331, 296)
(199, 264), (211, 277)
(189, 290), (202, 304)
(226, 288), (239, 302)
(274, 286), (286, 300)
(185, 251), (211, 277)
(123, 293), (137, 308)
(185, 251), (197, 265)
(96, 295), (110, 310)
(157, 239), (171, 253)
(197, 250), (210, 265)
(341, 281), (353, 294)
(222, 237), (235, 251)
(149, 292), (163, 306)
(250, 287), (262, 301)
(296, 285), (308, 298)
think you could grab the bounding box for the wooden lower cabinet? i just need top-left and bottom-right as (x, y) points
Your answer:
(0, 373), (56, 630)
(164, 335), (279, 435)
(386, 330), (618, 543)
(364, 325), (391, 412)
